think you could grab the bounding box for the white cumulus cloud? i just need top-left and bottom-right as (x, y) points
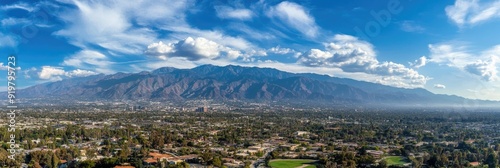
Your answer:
(145, 37), (245, 61)
(298, 34), (428, 88)
(434, 84), (447, 89)
(428, 43), (500, 81)
(410, 56), (428, 68)
(65, 69), (99, 78)
(36, 66), (98, 81)
(38, 66), (66, 81)
(464, 58), (498, 81)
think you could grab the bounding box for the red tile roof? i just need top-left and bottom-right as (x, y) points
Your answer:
(114, 166), (135, 168)
(469, 162), (480, 166)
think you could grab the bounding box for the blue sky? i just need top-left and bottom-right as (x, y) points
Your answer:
(1, 0), (500, 100)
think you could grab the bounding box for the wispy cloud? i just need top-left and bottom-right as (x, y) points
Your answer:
(428, 43), (500, 81)
(214, 6), (253, 20)
(54, 1), (159, 55)
(227, 23), (276, 41)
(268, 46), (296, 55)
(445, 0), (500, 26)
(29, 0), (265, 76)
(400, 21), (425, 33)
(62, 50), (115, 74)
(1, 18), (30, 26)
(267, 1), (319, 38)
(0, 62), (20, 71)
(0, 2), (35, 12)
(0, 32), (18, 47)
(428, 43), (472, 67)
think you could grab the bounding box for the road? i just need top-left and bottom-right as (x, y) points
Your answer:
(251, 147), (277, 168)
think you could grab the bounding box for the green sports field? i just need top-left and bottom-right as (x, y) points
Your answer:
(384, 156), (410, 166)
(269, 159), (317, 168)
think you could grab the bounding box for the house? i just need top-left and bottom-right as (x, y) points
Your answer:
(222, 158), (243, 165)
(469, 162), (481, 167)
(143, 158), (159, 165)
(312, 143), (327, 147)
(210, 147), (225, 152)
(239, 149), (259, 155)
(366, 150), (384, 159)
(143, 152), (172, 166)
(235, 153), (249, 157)
(223, 159), (245, 168)
(280, 144), (300, 151)
(282, 152), (299, 158)
(114, 166), (135, 168)
(167, 159), (184, 165)
(31, 139), (41, 144)
(295, 131), (310, 136)
(176, 154), (199, 163)
(143, 152), (196, 166)
(248, 146), (264, 152)
(148, 152), (173, 160)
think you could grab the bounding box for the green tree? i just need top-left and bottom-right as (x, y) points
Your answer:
(378, 160), (388, 168)
(212, 156), (222, 167)
(132, 158), (144, 168)
(244, 161), (251, 168)
(256, 151), (264, 157)
(51, 152), (60, 168)
(95, 157), (119, 167)
(178, 162), (190, 168)
(486, 151), (498, 168)
(78, 160), (96, 168)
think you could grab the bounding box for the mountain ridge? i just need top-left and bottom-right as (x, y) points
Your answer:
(13, 64), (498, 106)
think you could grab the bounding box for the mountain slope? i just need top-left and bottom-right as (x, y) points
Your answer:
(14, 65), (494, 106)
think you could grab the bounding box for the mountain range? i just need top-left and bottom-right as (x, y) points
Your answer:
(15, 64), (497, 107)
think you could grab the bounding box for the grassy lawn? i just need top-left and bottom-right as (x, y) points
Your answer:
(384, 156), (410, 166)
(269, 159), (318, 168)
